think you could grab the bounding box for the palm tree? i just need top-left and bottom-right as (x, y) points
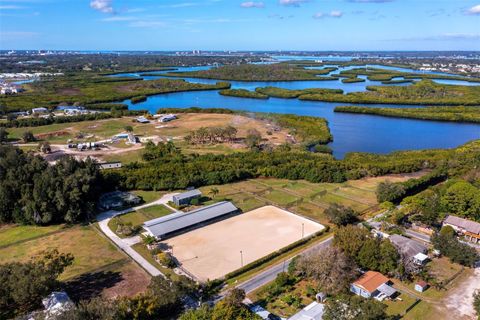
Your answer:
(209, 187), (219, 199)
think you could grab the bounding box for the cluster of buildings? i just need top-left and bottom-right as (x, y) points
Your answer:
(0, 72), (63, 80)
(418, 62), (480, 75)
(0, 81), (22, 94)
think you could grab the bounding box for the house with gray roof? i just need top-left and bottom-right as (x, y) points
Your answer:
(143, 201), (238, 239)
(172, 189), (202, 206)
(443, 215), (480, 243)
(389, 234), (428, 261)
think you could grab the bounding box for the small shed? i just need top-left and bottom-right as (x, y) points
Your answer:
(415, 280), (428, 292)
(413, 253), (429, 265)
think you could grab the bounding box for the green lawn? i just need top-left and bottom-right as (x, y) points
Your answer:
(384, 293), (419, 317)
(132, 190), (165, 204)
(0, 224), (65, 248)
(108, 205), (172, 237)
(261, 189), (299, 206)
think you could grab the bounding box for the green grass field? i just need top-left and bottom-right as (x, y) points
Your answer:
(0, 224), (65, 248)
(108, 204), (172, 237)
(0, 225), (126, 280)
(198, 176), (392, 224)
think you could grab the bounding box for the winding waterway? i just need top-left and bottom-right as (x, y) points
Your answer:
(111, 60), (480, 158)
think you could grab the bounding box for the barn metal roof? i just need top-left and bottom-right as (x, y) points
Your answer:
(172, 189), (202, 201)
(444, 215), (480, 234)
(143, 201), (238, 238)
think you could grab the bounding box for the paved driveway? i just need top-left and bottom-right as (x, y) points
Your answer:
(96, 192), (178, 277)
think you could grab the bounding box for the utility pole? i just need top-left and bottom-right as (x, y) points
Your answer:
(240, 250), (243, 267)
(302, 223), (305, 239)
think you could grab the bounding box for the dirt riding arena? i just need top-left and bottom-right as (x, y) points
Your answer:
(162, 205), (325, 281)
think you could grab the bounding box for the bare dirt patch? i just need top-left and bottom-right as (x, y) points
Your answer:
(162, 205), (325, 281)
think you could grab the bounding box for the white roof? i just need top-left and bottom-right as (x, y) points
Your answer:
(144, 201), (238, 238)
(288, 301), (324, 320)
(414, 253), (429, 261)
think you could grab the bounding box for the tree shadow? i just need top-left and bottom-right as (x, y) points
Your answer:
(64, 270), (124, 302)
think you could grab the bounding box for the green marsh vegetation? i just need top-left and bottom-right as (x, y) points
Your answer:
(166, 63), (339, 81)
(0, 75), (230, 112)
(253, 80), (480, 105)
(219, 89), (269, 99)
(334, 106), (480, 123)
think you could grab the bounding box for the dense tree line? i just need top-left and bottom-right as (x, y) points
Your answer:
(107, 139), (480, 192)
(400, 178), (480, 225)
(335, 105), (480, 124)
(376, 169), (448, 203)
(0, 145), (102, 224)
(167, 63), (338, 81)
(432, 226), (479, 266)
(0, 76), (230, 112)
(0, 109), (144, 128)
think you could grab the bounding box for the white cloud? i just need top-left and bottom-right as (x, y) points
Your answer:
(348, 0), (394, 2)
(313, 10), (343, 19)
(90, 0), (114, 14)
(241, 1), (264, 8)
(465, 4), (480, 15)
(0, 5), (25, 9)
(329, 10), (343, 17)
(279, 0), (309, 7)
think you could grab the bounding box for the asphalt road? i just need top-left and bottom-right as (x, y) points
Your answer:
(405, 229), (431, 243)
(236, 236), (333, 294)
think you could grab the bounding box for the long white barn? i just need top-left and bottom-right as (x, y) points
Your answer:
(143, 201), (238, 239)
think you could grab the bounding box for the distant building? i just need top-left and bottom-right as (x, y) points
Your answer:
(415, 280), (428, 293)
(443, 215), (480, 243)
(136, 116), (150, 123)
(98, 191), (141, 210)
(158, 114), (177, 123)
(32, 107), (48, 114)
(288, 301), (324, 320)
(350, 271), (397, 301)
(97, 162), (122, 170)
(172, 189), (202, 206)
(143, 201), (238, 239)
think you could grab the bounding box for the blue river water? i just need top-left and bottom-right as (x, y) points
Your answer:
(111, 62), (480, 158)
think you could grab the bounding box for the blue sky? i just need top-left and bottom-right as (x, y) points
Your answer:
(0, 0), (479, 51)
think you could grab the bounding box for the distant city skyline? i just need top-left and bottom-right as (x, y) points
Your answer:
(0, 0), (479, 51)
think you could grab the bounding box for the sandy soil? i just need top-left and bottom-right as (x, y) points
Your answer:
(162, 206), (325, 281)
(442, 267), (480, 319)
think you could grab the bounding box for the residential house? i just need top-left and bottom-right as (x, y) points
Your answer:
(443, 215), (480, 243)
(350, 271), (397, 301)
(172, 189), (202, 206)
(389, 234), (428, 265)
